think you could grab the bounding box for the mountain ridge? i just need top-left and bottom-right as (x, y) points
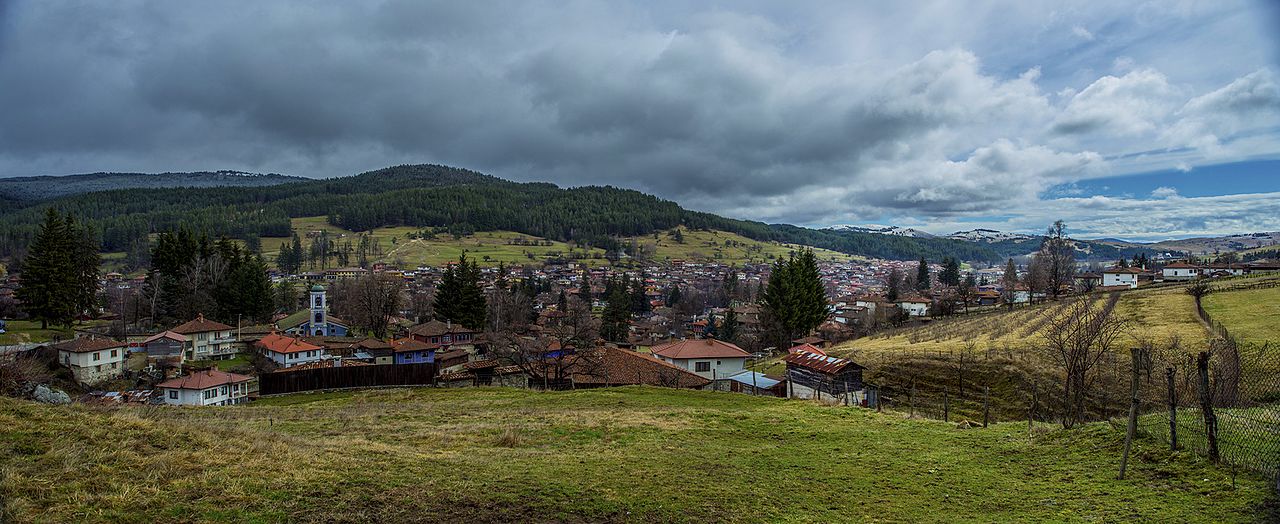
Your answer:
(0, 170), (305, 201)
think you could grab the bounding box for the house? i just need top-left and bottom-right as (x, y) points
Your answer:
(1101, 266), (1142, 289)
(783, 350), (865, 403)
(141, 330), (188, 362)
(353, 338), (394, 364)
(51, 336), (128, 384)
(439, 359), (528, 388)
(1203, 263), (1248, 277)
(157, 369), (252, 406)
(791, 336), (827, 349)
(974, 289), (1001, 306)
(1073, 273), (1102, 291)
(391, 338), (436, 365)
(280, 285), (350, 337)
(171, 314), (237, 360)
(529, 347), (711, 389)
(650, 338), (751, 380)
(895, 295), (930, 317)
(1161, 261), (1201, 281)
(255, 332), (327, 368)
(715, 370), (786, 397)
(406, 319), (478, 348)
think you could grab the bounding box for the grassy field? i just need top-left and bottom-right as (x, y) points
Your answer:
(1202, 286), (1280, 345)
(842, 285), (1214, 363)
(260, 217), (858, 268)
(1, 386), (1273, 523)
(0, 319), (107, 346)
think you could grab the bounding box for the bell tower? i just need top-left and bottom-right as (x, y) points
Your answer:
(309, 284), (328, 336)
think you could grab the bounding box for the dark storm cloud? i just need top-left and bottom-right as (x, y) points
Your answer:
(0, 1), (1276, 236)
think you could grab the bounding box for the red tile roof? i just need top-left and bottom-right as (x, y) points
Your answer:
(390, 338), (437, 354)
(651, 338), (750, 360)
(142, 330), (189, 344)
(271, 359), (371, 372)
(1103, 266), (1144, 274)
(1163, 261), (1201, 269)
(157, 369), (251, 390)
(51, 336), (126, 354)
(255, 332), (324, 355)
(171, 314), (234, 334)
(534, 348), (711, 388)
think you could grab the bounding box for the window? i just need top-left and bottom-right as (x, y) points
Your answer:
(93, 352), (100, 361)
(111, 349), (118, 358)
(168, 390), (178, 399)
(220, 386), (228, 395)
(695, 362), (711, 372)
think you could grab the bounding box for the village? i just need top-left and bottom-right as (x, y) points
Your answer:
(7, 250), (1276, 408)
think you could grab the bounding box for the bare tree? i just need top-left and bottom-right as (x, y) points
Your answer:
(489, 296), (601, 388)
(343, 273), (404, 338)
(1043, 296), (1128, 428)
(1040, 220), (1076, 299)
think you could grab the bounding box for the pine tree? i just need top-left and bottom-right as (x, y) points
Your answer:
(435, 254), (486, 329)
(601, 275), (631, 342)
(629, 276), (650, 314)
(577, 270), (593, 304)
(915, 257), (930, 292)
(66, 216), (101, 316)
(939, 257), (961, 287)
(17, 209), (76, 329)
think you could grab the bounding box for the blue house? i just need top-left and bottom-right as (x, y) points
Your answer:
(391, 338), (435, 365)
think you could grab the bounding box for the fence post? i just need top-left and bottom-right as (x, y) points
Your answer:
(1028, 381), (1037, 440)
(983, 385), (990, 428)
(1166, 366), (1177, 451)
(1197, 352), (1220, 463)
(875, 386), (882, 413)
(943, 388), (950, 422)
(1119, 347), (1142, 480)
(909, 378), (916, 419)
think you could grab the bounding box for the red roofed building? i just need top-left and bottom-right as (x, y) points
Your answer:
(1161, 261), (1202, 281)
(786, 343), (827, 356)
(651, 338), (751, 379)
(255, 332), (327, 368)
(157, 369), (253, 406)
(50, 336), (128, 384)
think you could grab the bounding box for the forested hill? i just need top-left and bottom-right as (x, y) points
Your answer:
(0, 170), (304, 202)
(0, 163), (1004, 263)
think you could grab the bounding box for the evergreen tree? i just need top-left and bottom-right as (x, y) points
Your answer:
(557, 290), (569, 312)
(601, 275), (632, 342)
(886, 268), (903, 302)
(67, 216), (101, 316)
(939, 257), (961, 287)
(576, 271), (593, 304)
(629, 276), (650, 314)
(760, 249), (829, 347)
(667, 284), (682, 307)
(289, 232), (304, 273)
(434, 254), (486, 329)
(915, 257), (930, 292)
(702, 314), (716, 339)
(17, 209), (76, 329)
(720, 307), (740, 343)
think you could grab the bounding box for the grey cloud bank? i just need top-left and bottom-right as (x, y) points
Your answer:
(0, 1), (1277, 239)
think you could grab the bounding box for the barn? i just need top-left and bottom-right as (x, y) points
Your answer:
(783, 350), (865, 403)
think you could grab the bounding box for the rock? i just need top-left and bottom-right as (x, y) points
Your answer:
(32, 384), (71, 405)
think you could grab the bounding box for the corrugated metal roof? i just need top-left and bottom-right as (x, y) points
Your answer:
(724, 370), (780, 389)
(782, 350), (863, 374)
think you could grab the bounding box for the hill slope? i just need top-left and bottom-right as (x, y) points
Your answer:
(1, 387), (1270, 522)
(0, 164), (1004, 263)
(0, 170), (304, 201)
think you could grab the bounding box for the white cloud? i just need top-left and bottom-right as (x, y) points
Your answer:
(1150, 186), (1179, 199)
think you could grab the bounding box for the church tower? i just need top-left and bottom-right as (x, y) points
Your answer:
(309, 284), (328, 336)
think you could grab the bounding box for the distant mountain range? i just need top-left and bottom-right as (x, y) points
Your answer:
(0, 170), (304, 201)
(826, 224), (937, 238)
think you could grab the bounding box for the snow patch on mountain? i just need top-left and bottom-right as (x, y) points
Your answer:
(826, 224), (937, 238)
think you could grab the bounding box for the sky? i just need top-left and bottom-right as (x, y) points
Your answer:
(0, 1), (1278, 241)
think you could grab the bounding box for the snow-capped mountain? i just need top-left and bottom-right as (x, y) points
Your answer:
(945, 229), (1035, 243)
(826, 224), (937, 238)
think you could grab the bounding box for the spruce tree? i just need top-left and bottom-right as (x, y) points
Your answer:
(915, 257), (930, 292)
(18, 208), (76, 329)
(667, 284), (681, 307)
(939, 257), (961, 287)
(720, 307), (740, 343)
(601, 276), (631, 342)
(761, 249), (829, 347)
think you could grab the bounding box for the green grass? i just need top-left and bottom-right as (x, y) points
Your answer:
(0, 319), (79, 345)
(260, 217), (860, 268)
(185, 353), (252, 372)
(1202, 287), (1280, 345)
(1, 387), (1273, 522)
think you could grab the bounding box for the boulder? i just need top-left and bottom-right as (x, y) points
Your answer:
(32, 384), (71, 405)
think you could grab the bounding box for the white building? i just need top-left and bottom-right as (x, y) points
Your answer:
(1102, 267), (1142, 289)
(51, 336), (128, 384)
(895, 296), (930, 317)
(171, 314), (238, 360)
(1161, 262), (1201, 281)
(255, 332), (327, 368)
(651, 338), (751, 380)
(157, 369), (253, 406)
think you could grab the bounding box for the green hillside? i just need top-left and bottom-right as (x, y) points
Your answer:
(0, 164), (1003, 264)
(263, 218), (861, 268)
(1, 387), (1272, 522)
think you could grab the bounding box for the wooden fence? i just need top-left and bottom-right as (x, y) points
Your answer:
(258, 363), (437, 395)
